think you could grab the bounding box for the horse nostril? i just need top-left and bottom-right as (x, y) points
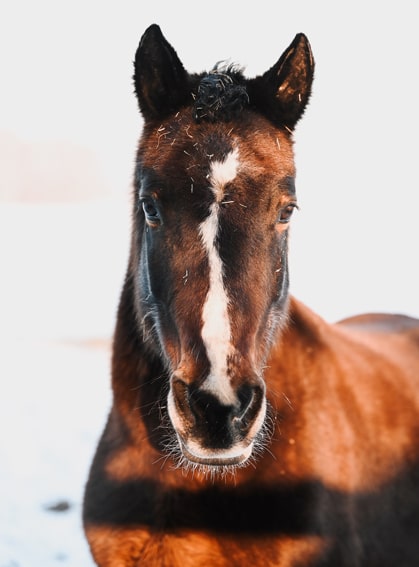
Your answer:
(171, 378), (195, 422)
(189, 391), (209, 421)
(236, 384), (254, 418)
(189, 389), (231, 424)
(236, 383), (265, 428)
(172, 379), (232, 427)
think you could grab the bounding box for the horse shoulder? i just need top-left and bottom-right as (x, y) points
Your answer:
(281, 299), (419, 372)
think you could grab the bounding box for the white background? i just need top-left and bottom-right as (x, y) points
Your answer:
(0, 1), (418, 565)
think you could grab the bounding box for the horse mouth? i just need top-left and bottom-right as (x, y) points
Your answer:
(179, 439), (253, 467)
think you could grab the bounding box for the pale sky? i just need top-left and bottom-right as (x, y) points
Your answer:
(0, 0), (418, 337)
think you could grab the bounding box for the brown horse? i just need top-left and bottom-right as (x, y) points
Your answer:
(83, 25), (419, 566)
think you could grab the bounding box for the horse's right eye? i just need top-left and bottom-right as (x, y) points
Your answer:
(141, 199), (160, 224)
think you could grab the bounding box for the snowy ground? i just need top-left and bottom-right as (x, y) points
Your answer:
(0, 339), (110, 566)
(0, 199), (129, 566)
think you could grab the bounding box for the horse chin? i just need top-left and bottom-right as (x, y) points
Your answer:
(178, 438), (253, 469)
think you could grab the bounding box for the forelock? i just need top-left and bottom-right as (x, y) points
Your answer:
(193, 63), (249, 123)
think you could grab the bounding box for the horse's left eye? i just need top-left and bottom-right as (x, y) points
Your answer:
(277, 204), (297, 224)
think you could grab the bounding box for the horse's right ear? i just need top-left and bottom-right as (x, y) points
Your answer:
(134, 25), (190, 121)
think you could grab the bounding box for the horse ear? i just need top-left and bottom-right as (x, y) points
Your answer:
(134, 24), (190, 121)
(249, 33), (314, 130)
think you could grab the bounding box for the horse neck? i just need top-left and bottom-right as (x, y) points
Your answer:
(265, 296), (332, 405)
(285, 296), (329, 345)
(111, 273), (167, 401)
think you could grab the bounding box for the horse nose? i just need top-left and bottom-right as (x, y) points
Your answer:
(171, 377), (265, 448)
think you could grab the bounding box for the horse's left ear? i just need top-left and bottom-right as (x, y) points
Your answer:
(134, 24), (190, 121)
(249, 34), (314, 130)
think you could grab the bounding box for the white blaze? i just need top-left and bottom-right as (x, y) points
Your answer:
(210, 148), (240, 202)
(199, 149), (239, 405)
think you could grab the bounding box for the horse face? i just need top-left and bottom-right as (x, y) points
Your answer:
(133, 25), (314, 469)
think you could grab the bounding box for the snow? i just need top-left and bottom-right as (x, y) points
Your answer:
(0, 200), (129, 566)
(0, 340), (110, 566)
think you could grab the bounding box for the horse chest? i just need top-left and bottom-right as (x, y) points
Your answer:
(121, 531), (328, 567)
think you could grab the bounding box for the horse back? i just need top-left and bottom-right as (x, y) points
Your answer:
(338, 311), (419, 335)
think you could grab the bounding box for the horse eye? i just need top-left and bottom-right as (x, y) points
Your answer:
(141, 199), (160, 223)
(277, 204), (297, 224)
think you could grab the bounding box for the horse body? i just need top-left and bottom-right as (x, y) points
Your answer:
(83, 25), (419, 566)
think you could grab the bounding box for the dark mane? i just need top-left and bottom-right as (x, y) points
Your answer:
(193, 64), (249, 122)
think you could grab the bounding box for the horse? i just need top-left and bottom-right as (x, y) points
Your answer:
(83, 24), (419, 566)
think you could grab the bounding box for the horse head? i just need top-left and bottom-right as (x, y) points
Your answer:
(132, 25), (314, 471)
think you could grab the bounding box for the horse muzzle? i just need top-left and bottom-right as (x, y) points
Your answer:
(167, 375), (267, 467)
